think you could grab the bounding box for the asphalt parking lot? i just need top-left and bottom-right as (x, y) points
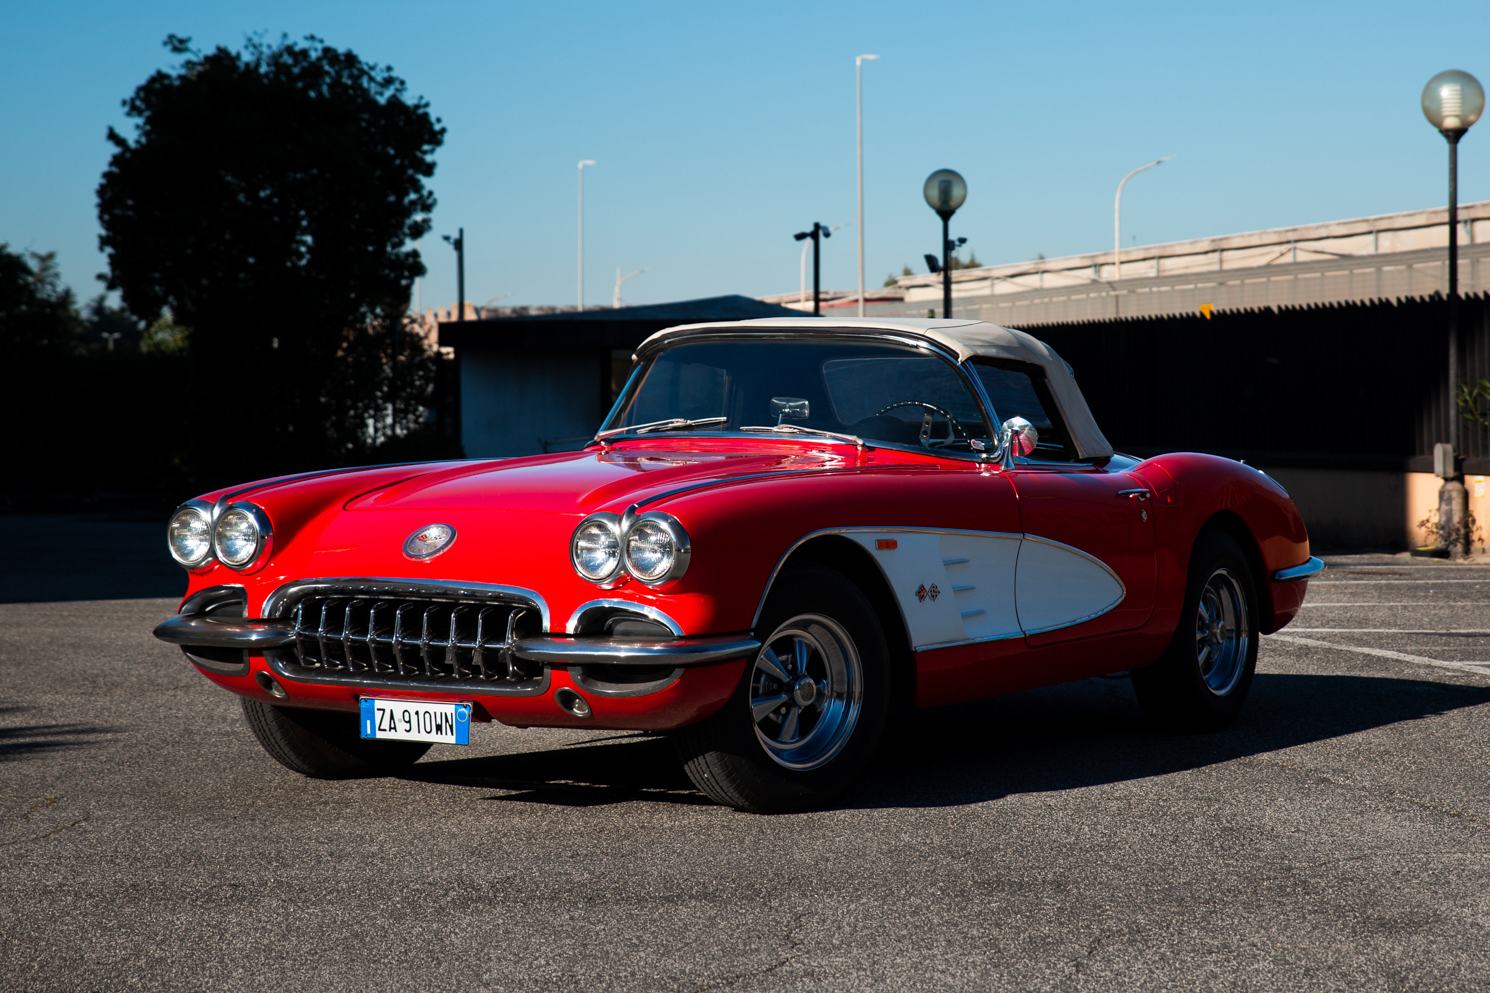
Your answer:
(3, 517), (1489, 991)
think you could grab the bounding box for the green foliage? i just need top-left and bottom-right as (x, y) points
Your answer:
(947, 251), (981, 271)
(1417, 506), (1484, 555)
(96, 34), (447, 484)
(0, 246), (84, 358)
(140, 308), (189, 355)
(1458, 377), (1490, 430)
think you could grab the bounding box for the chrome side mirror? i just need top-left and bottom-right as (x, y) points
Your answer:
(999, 416), (1038, 468)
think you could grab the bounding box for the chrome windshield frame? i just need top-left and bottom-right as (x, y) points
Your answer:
(596, 329), (1002, 460)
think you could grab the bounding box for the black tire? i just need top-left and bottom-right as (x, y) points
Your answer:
(1131, 530), (1259, 732)
(673, 562), (890, 813)
(240, 698), (431, 779)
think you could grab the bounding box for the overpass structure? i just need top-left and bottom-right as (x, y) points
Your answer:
(868, 201), (1490, 324)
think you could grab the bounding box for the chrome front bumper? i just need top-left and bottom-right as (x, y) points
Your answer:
(153, 615), (759, 668)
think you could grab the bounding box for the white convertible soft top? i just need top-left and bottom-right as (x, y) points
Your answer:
(638, 317), (1115, 460)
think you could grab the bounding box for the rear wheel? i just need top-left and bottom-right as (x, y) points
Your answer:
(1131, 530), (1259, 731)
(240, 698), (431, 779)
(674, 563), (889, 813)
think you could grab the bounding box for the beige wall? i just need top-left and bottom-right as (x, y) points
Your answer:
(1256, 467), (1489, 551)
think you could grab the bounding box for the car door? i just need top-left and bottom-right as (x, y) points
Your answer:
(970, 358), (1156, 647)
(1006, 464), (1156, 646)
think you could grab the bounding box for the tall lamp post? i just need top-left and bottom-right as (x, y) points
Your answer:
(922, 169), (967, 318)
(856, 54), (879, 317)
(793, 223), (835, 315)
(442, 228), (465, 321)
(1114, 156), (1171, 280)
(578, 160), (596, 309)
(1422, 70), (1484, 558)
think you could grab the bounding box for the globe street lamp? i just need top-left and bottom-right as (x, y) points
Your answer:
(923, 169), (966, 318)
(1422, 69), (1484, 556)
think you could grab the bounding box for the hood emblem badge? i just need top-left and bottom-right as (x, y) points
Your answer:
(404, 523), (457, 560)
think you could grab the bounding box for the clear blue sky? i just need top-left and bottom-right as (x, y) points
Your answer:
(3, 0), (1488, 311)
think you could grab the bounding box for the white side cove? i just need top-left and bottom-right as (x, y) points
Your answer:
(1013, 535), (1126, 636)
(841, 529), (1125, 650)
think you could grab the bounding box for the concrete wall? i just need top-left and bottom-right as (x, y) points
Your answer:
(459, 349), (601, 457)
(1259, 466), (1490, 551)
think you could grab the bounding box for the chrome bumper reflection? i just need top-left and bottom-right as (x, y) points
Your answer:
(512, 634), (760, 667)
(1273, 556), (1325, 582)
(154, 614), (757, 668)
(153, 614), (295, 648)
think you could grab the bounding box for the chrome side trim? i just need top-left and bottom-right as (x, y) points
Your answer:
(565, 600), (685, 636)
(154, 614), (295, 649)
(1274, 556), (1325, 582)
(260, 577), (551, 631)
(512, 634), (759, 667)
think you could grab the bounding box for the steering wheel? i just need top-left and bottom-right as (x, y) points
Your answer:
(876, 401), (967, 447)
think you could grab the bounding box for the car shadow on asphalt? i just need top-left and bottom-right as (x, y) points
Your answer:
(0, 706), (118, 763)
(400, 672), (1490, 810)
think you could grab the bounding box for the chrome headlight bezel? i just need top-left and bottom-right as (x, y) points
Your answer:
(622, 511), (691, 587)
(570, 512), (625, 585)
(167, 499), (217, 571)
(213, 501), (274, 572)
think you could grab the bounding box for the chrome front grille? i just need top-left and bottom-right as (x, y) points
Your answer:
(267, 592), (544, 693)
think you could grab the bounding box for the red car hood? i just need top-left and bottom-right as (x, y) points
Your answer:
(345, 446), (840, 515)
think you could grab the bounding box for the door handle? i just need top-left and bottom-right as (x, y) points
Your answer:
(1115, 488), (1151, 501)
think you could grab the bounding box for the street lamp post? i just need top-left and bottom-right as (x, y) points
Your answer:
(441, 228), (465, 321)
(613, 267), (648, 308)
(793, 223), (835, 315)
(1114, 156), (1172, 281)
(578, 160), (596, 309)
(1422, 70), (1484, 558)
(922, 169), (967, 319)
(856, 54), (879, 317)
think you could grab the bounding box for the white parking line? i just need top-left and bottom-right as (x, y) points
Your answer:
(1265, 633), (1490, 677)
(1286, 628), (1490, 634)
(1298, 603), (1490, 607)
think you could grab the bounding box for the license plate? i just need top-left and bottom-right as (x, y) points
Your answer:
(359, 699), (471, 745)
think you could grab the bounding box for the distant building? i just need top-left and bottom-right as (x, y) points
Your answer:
(436, 295), (805, 458)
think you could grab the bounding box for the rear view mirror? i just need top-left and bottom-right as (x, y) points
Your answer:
(770, 397), (810, 425)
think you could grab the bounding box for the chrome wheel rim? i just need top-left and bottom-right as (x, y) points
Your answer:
(1195, 567), (1250, 696)
(749, 613), (862, 770)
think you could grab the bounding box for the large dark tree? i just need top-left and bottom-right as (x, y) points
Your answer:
(98, 34), (447, 486)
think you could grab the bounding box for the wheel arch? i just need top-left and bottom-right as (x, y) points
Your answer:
(1196, 511), (1274, 633)
(757, 534), (916, 707)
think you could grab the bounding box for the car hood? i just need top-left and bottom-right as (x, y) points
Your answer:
(344, 446), (842, 515)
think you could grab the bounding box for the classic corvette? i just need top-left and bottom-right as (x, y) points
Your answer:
(154, 317), (1322, 813)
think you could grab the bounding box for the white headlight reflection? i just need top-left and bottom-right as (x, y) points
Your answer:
(167, 503), (214, 569)
(213, 503), (272, 570)
(570, 513), (623, 583)
(623, 512), (691, 586)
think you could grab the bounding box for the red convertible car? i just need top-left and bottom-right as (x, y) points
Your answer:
(155, 318), (1321, 813)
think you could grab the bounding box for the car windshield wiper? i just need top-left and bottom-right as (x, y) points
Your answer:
(738, 424), (865, 448)
(595, 416), (729, 440)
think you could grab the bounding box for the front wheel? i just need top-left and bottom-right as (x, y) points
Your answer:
(674, 563), (889, 813)
(241, 698), (431, 778)
(1131, 530), (1259, 731)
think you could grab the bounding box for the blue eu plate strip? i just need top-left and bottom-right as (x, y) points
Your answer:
(454, 704), (471, 745)
(360, 698), (376, 739)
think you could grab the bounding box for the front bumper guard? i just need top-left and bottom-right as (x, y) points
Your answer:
(153, 615), (760, 668)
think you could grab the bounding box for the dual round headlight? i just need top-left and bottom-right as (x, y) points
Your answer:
(166, 500), (272, 572)
(570, 511), (690, 587)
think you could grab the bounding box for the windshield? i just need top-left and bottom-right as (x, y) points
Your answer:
(602, 339), (994, 453)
